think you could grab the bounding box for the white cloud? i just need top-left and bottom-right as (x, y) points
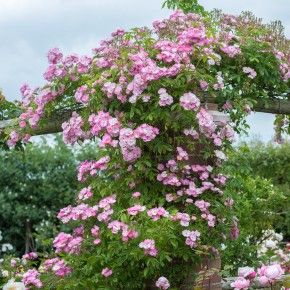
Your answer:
(0, 0), (168, 100)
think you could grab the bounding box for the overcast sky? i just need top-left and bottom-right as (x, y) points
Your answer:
(0, 0), (289, 142)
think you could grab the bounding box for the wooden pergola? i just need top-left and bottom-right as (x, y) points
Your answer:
(0, 94), (289, 290)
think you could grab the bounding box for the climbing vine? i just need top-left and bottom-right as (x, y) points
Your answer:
(1, 2), (289, 289)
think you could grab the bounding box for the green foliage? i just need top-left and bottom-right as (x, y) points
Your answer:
(0, 91), (21, 121)
(0, 91), (22, 150)
(220, 141), (290, 274)
(228, 140), (290, 238)
(162, 0), (206, 15)
(0, 136), (97, 256)
(233, 141), (290, 185)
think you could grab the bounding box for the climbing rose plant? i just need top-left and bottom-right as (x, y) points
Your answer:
(4, 7), (289, 290)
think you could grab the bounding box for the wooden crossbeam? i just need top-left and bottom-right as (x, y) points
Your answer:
(0, 98), (289, 136)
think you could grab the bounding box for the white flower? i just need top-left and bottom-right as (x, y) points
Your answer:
(258, 245), (267, 256)
(2, 270), (9, 277)
(207, 58), (215, 66)
(1, 243), (13, 252)
(21, 258), (27, 265)
(274, 233), (283, 241)
(265, 239), (277, 249)
(215, 150), (227, 160)
(3, 279), (25, 290)
(216, 73), (224, 84)
(129, 95), (137, 103)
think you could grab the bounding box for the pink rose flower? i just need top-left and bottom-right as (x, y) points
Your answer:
(127, 204), (146, 216)
(156, 276), (170, 289)
(230, 277), (250, 290)
(132, 191), (141, 198)
(258, 264), (284, 285)
(102, 267), (113, 277)
(238, 267), (256, 279)
(180, 92), (200, 111)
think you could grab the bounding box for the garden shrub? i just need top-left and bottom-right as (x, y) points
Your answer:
(0, 136), (99, 257)
(227, 141), (290, 239)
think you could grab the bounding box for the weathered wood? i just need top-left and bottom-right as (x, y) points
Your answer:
(0, 98), (289, 136)
(253, 98), (290, 114)
(204, 97), (290, 115)
(0, 110), (74, 136)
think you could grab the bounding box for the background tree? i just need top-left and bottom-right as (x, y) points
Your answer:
(162, 0), (206, 15)
(0, 136), (97, 256)
(225, 140), (290, 239)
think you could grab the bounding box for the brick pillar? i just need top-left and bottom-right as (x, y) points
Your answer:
(198, 253), (222, 290)
(180, 253), (221, 290)
(181, 103), (227, 290)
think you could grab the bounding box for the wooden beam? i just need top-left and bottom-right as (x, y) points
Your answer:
(0, 110), (73, 136)
(28, 110), (74, 136)
(256, 99), (290, 114)
(1, 98), (289, 136)
(204, 97), (290, 115)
